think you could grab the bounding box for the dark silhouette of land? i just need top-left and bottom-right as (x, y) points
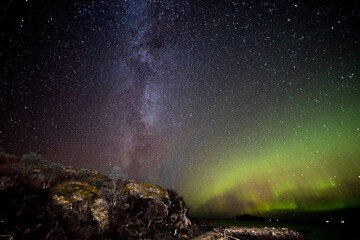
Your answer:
(231, 214), (269, 222)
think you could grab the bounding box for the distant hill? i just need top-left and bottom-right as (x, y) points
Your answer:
(232, 214), (269, 222)
(0, 152), (211, 239)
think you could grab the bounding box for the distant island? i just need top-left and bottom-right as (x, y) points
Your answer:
(231, 214), (269, 222)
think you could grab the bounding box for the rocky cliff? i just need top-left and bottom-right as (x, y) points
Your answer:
(0, 152), (209, 239)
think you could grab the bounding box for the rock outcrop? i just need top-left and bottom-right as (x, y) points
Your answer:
(193, 226), (305, 240)
(0, 152), (209, 239)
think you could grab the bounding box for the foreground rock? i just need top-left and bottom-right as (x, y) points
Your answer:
(193, 226), (305, 240)
(0, 152), (210, 239)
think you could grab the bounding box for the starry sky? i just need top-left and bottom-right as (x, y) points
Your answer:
(1, 0), (360, 219)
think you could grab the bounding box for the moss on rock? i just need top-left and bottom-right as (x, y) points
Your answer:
(88, 173), (104, 182)
(52, 181), (99, 204)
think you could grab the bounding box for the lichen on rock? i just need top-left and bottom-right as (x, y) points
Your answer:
(90, 198), (109, 231)
(123, 182), (170, 201)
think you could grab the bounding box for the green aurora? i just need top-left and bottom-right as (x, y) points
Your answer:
(180, 81), (360, 218)
(2, 0), (360, 222)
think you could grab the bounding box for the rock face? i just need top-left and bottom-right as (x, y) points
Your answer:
(0, 152), (207, 239)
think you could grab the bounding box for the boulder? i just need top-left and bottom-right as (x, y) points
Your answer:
(0, 152), (207, 239)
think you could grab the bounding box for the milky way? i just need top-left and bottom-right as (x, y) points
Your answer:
(104, 1), (173, 182)
(1, 0), (359, 219)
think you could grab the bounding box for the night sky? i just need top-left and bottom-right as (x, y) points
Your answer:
(1, 0), (360, 219)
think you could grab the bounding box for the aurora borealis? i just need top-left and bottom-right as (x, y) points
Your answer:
(1, 0), (360, 220)
(182, 99), (360, 218)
